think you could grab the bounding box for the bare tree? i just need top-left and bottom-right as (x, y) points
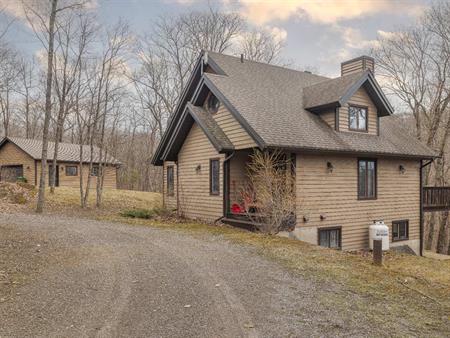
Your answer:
(24, 0), (59, 213)
(373, 1), (450, 254)
(0, 46), (20, 137)
(49, 9), (94, 193)
(17, 58), (40, 138)
(238, 29), (284, 64)
(241, 150), (296, 235)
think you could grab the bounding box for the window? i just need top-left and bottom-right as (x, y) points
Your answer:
(91, 165), (99, 177)
(0, 165), (23, 183)
(167, 166), (174, 197)
(349, 105), (368, 131)
(318, 227), (341, 249)
(392, 220), (409, 241)
(209, 159), (220, 195)
(207, 94), (220, 114)
(358, 159), (377, 199)
(65, 165), (78, 176)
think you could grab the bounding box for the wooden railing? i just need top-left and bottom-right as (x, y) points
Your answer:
(423, 187), (450, 211)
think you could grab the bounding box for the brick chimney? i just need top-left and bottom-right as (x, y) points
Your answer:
(341, 55), (374, 76)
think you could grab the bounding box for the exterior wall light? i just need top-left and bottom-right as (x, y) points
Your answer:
(399, 164), (405, 174)
(195, 164), (201, 174)
(327, 161), (334, 173)
(303, 215), (309, 223)
(320, 214), (327, 220)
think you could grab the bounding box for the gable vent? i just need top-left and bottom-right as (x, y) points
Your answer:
(341, 55), (374, 76)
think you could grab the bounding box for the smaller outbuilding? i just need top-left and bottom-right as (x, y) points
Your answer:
(0, 137), (120, 188)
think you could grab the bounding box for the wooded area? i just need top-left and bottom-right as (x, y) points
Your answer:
(0, 1), (449, 254)
(0, 0), (285, 209)
(373, 2), (450, 254)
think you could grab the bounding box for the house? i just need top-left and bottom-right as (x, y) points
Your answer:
(0, 137), (119, 189)
(152, 52), (437, 255)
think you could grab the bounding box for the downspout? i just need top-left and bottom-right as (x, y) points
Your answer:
(215, 151), (235, 224)
(420, 159), (434, 256)
(176, 159), (179, 216)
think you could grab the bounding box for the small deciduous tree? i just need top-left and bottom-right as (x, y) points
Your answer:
(241, 150), (296, 235)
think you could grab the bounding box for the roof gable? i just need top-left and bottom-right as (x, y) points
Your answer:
(153, 51), (437, 163)
(303, 70), (393, 116)
(0, 139), (35, 160)
(161, 103), (234, 162)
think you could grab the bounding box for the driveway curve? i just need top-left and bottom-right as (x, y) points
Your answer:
(1, 213), (371, 338)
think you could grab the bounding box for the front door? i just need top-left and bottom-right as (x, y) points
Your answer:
(0, 165), (24, 182)
(49, 165), (59, 187)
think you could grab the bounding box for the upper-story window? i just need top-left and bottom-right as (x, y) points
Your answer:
(207, 94), (220, 114)
(349, 105), (368, 132)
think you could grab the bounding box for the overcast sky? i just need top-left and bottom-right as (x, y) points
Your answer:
(0, 0), (436, 77)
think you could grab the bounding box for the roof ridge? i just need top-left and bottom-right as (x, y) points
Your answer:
(206, 51), (329, 79)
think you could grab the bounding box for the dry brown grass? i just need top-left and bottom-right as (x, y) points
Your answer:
(40, 187), (162, 217)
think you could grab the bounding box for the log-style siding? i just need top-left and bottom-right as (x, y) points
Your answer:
(338, 87), (378, 135)
(296, 154), (420, 251)
(207, 95), (257, 149)
(163, 161), (177, 210)
(0, 142), (35, 183)
(177, 122), (225, 221)
(35, 162), (117, 189)
(319, 109), (336, 130)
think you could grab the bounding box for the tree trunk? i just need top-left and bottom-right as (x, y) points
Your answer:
(36, 0), (58, 214)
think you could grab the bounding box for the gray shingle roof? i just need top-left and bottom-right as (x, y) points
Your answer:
(2, 137), (120, 165)
(187, 103), (234, 151)
(204, 52), (436, 159)
(303, 71), (364, 109)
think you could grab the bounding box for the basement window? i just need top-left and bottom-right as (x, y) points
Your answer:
(65, 165), (78, 176)
(209, 159), (220, 195)
(318, 227), (341, 249)
(392, 220), (409, 242)
(167, 166), (174, 197)
(349, 105), (368, 131)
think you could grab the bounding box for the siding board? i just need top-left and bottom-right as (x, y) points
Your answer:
(338, 87), (378, 135)
(177, 122), (225, 221)
(296, 154), (420, 251)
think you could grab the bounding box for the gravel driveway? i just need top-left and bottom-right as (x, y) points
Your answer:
(0, 213), (376, 338)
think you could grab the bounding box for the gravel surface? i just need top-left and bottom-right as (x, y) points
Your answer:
(1, 213), (380, 337)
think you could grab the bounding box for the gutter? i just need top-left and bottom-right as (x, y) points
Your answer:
(420, 159), (434, 256)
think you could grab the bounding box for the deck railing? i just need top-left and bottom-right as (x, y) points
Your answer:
(423, 187), (450, 211)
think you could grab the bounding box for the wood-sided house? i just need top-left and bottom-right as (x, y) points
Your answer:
(0, 137), (119, 188)
(152, 52), (437, 255)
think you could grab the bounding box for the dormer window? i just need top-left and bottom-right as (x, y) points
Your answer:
(349, 105), (368, 132)
(207, 94), (220, 114)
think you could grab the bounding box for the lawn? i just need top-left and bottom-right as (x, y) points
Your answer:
(42, 186), (162, 217)
(5, 186), (450, 334)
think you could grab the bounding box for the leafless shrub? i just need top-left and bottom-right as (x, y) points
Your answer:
(241, 150), (296, 235)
